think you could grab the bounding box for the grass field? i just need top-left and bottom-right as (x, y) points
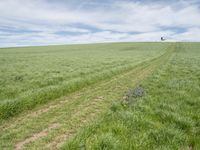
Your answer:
(0, 42), (199, 149)
(0, 42), (168, 119)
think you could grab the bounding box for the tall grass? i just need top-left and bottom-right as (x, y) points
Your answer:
(62, 43), (200, 149)
(0, 42), (169, 120)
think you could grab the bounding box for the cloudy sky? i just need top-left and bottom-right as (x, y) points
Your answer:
(0, 0), (200, 47)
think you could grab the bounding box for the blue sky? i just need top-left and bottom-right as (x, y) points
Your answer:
(0, 0), (200, 47)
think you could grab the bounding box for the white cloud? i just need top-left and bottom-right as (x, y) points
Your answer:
(172, 28), (200, 41)
(0, 0), (200, 47)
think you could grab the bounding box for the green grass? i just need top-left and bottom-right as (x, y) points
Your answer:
(0, 42), (168, 119)
(0, 42), (199, 150)
(62, 43), (200, 150)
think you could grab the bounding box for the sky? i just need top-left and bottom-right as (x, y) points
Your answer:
(0, 0), (200, 47)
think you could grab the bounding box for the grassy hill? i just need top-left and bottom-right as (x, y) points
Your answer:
(0, 42), (168, 119)
(0, 42), (199, 149)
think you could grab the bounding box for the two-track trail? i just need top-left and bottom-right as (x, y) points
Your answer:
(0, 44), (175, 150)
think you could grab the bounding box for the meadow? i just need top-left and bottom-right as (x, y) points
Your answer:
(0, 42), (167, 119)
(0, 42), (199, 149)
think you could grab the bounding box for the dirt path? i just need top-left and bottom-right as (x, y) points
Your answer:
(0, 46), (175, 150)
(15, 123), (60, 150)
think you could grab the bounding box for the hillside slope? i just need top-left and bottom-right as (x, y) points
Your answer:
(1, 43), (199, 149)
